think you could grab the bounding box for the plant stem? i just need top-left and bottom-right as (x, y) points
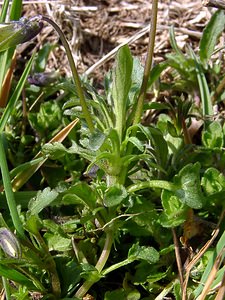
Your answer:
(35, 231), (61, 298)
(42, 16), (94, 133)
(127, 180), (176, 193)
(101, 258), (131, 276)
(119, 0), (159, 185)
(75, 230), (114, 298)
(0, 134), (25, 238)
(133, 0), (158, 125)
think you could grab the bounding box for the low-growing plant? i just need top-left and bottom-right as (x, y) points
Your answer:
(0, 0), (225, 300)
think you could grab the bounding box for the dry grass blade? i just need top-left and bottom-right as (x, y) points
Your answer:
(202, 0), (225, 10)
(0, 52), (16, 108)
(84, 25), (150, 76)
(215, 270), (225, 300)
(197, 249), (225, 300)
(172, 228), (184, 290)
(182, 209), (225, 300)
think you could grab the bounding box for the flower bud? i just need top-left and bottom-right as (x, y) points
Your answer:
(0, 227), (21, 258)
(28, 71), (59, 86)
(0, 15), (43, 52)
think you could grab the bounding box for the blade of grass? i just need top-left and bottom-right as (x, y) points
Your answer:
(215, 270), (225, 300)
(9, 0), (22, 21)
(0, 133), (25, 238)
(0, 0), (10, 22)
(190, 49), (213, 117)
(0, 52), (35, 133)
(0, 51), (16, 107)
(197, 249), (225, 300)
(184, 209), (225, 299)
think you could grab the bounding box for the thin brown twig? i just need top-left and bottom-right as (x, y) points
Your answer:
(172, 228), (184, 289)
(197, 249), (225, 300)
(202, 0), (225, 10)
(182, 209), (225, 300)
(215, 268), (225, 300)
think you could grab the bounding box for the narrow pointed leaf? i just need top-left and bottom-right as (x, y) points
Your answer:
(199, 10), (225, 62)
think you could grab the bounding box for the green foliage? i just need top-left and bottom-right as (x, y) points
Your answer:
(0, 5), (224, 300)
(199, 10), (225, 63)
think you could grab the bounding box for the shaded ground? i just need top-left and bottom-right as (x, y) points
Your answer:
(21, 0), (215, 83)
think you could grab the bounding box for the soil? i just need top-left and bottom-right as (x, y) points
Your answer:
(21, 0), (215, 84)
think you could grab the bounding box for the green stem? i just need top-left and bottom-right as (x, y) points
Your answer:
(133, 0), (158, 125)
(127, 180), (176, 193)
(119, 0), (159, 185)
(75, 230), (114, 298)
(35, 231), (61, 298)
(42, 16), (94, 133)
(0, 134), (25, 238)
(102, 258), (131, 276)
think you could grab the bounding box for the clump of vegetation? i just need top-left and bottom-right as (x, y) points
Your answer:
(0, 0), (225, 299)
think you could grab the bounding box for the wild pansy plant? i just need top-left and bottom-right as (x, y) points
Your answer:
(0, 0), (225, 299)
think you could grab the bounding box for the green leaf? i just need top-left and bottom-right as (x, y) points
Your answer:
(149, 126), (168, 168)
(112, 45), (133, 137)
(104, 289), (127, 300)
(10, 0), (22, 21)
(126, 136), (144, 152)
(104, 184), (127, 207)
(33, 42), (55, 73)
(201, 167), (225, 195)
(80, 263), (102, 281)
(105, 289), (141, 300)
(62, 182), (97, 209)
(0, 263), (36, 290)
(174, 162), (206, 209)
(44, 233), (71, 252)
(190, 50), (213, 116)
(28, 187), (59, 215)
(202, 121), (223, 149)
(0, 16), (43, 52)
(89, 130), (106, 151)
(159, 190), (188, 228)
(55, 257), (81, 296)
(128, 243), (159, 264)
(148, 62), (168, 88)
(0, 53), (35, 133)
(199, 10), (225, 63)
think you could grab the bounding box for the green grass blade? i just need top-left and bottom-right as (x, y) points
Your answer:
(0, 0), (10, 22)
(190, 49), (213, 117)
(9, 0), (22, 21)
(0, 134), (25, 238)
(0, 263), (36, 290)
(0, 53), (35, 133)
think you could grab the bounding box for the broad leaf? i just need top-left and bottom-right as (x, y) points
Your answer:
(174, 163), (206, 209)
(62, 182), (97, 209)
(201, 167), (225, 195)
(159, 190), (188, 228)
(202, 121), (223, 149)
(128, 243), (159, 264)
(104, 184), (127, 207)
(28, 187), (59, 215)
